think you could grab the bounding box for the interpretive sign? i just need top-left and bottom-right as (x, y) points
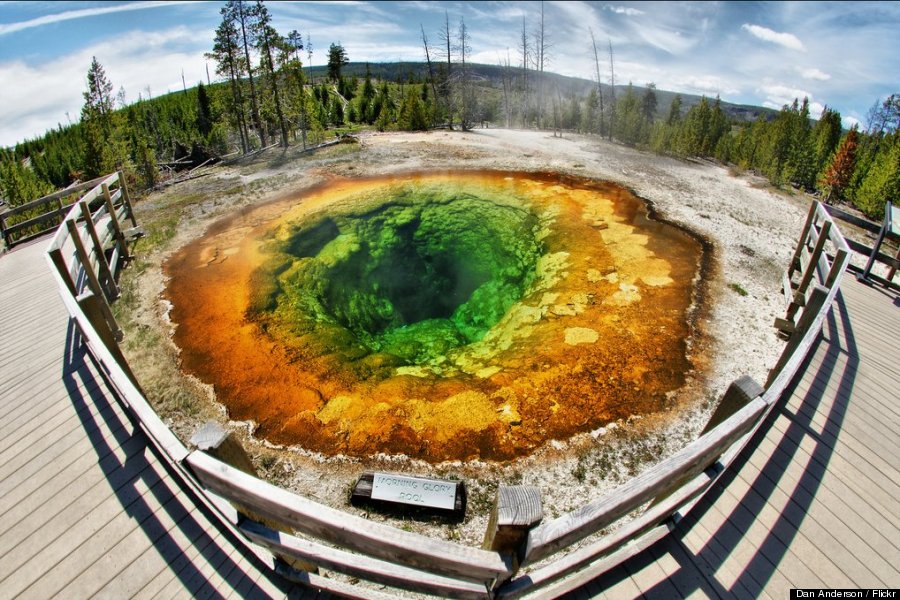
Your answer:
(350, 471), (467, 518)
(371, 472), (456, 509)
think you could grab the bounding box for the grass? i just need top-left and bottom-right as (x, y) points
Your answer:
(728, 282), (749, 296)
(571, 456), (588, 482)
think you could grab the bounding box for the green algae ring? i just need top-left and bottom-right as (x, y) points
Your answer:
(165, 171), (703, 462)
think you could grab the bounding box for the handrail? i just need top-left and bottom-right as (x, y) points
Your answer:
(44, 176), (851, 599)
(1, 173), (120, 249)
(825, 200), (898, 289)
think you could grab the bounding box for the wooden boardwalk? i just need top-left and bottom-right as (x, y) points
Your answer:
(1, 235), (897, 598)
(0, 240), (317, 599)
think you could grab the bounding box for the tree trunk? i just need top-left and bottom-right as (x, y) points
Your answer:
(237, 1), (266, 147)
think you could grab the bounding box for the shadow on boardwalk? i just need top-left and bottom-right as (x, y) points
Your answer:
(61, 319), (300, 598)
(566, 290), (859, 599)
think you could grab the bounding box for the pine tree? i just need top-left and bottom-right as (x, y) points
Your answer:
(582, 88), (599, 134)
(397, 88), (429, 131)
(650, 95), (682, 154)
(641, 83), (658, 122)
(327, 43), (348, 82)
(81, 57), (117, 178)
(666, 95), (682, 125)
(677, 96), (711, 157)
(613, 83), (643, 146)
(853, 131), (899, 219)
(707, 96), (729, 155)
(819, 127), (859, 203)
(280, 29), (308, 147)
(786, 97), (816, 189)
(812, 107), (842, 179)
(763, 100), (797, 184)
(0, 157), (53, 206)
(223, 0), (266, 147)
(331, 95), (345, 126)
(375, 104), (391, 132)
(359, 64), (376, 124)
(196, 82), (213, 138)
(252, 0), (288, 147)
(208, 13), (250, 153)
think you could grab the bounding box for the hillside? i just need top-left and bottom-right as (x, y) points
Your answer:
(306, 61), (778, 123)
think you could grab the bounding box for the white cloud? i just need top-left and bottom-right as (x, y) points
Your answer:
(0, 26), (211, 147)
(759, 82), (813, 108)
(741, 24), (805, 51)
(843, 115), (861, 130)
(0, 2), (196, 36)
(636, 26), (697, 55)
(756, 82), (826, 117)
(799, 67), (831, 81)
(604, 5), (645, 17)
(809, 101), (825, 119)
(674, 75), (741, 97)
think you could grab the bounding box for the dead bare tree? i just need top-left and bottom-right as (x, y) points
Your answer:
(420, 24), (440, 126)
(499, 49), (513, 128)
(532, 1), (551, 129)
(519, 13), (530, 127)
(590, 28), (605, 137)
(437, 11), (454, 129)
(608, 39), (616, 141)
(457, 16), (475, 130)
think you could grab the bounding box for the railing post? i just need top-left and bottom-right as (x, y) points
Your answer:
(76, 290), (140, 389)
(56, 196), (66, 224)
(889, 246), (899, 282)
(48, 247), (77, 297)
(788, 201), (818, 278)
(189, 422), (319, 574)
(767, 283), (829, 386)
(860, 200), (892, 282)
(483, 485), (543, 580)
(795, 219), (831, 301)
(0, 210), (11, 249)
(701, 375), (765, 435)
(79, 200), (119, 300)
(66, 218), (122, 340)
(102, 182), (129, 260)
(118, 171), (138, 227)
(826, 248), (848, 289)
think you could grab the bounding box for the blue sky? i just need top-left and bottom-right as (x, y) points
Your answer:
(1, 1), (898, 148)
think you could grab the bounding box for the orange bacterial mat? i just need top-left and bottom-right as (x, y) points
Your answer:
(165, 171), (705, 461)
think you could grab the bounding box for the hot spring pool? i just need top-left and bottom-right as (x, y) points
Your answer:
(164, 171), (705, 461)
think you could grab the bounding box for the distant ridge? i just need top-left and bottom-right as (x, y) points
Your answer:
(305, 61), (778, 123)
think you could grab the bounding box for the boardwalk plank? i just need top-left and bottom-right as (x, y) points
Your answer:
(745, 427), (900, 533)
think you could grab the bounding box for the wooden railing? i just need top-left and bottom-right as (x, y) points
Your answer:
(1, 174), (127, 249)
(824, 201), (898, 290)
(45, 182), (852, 599)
